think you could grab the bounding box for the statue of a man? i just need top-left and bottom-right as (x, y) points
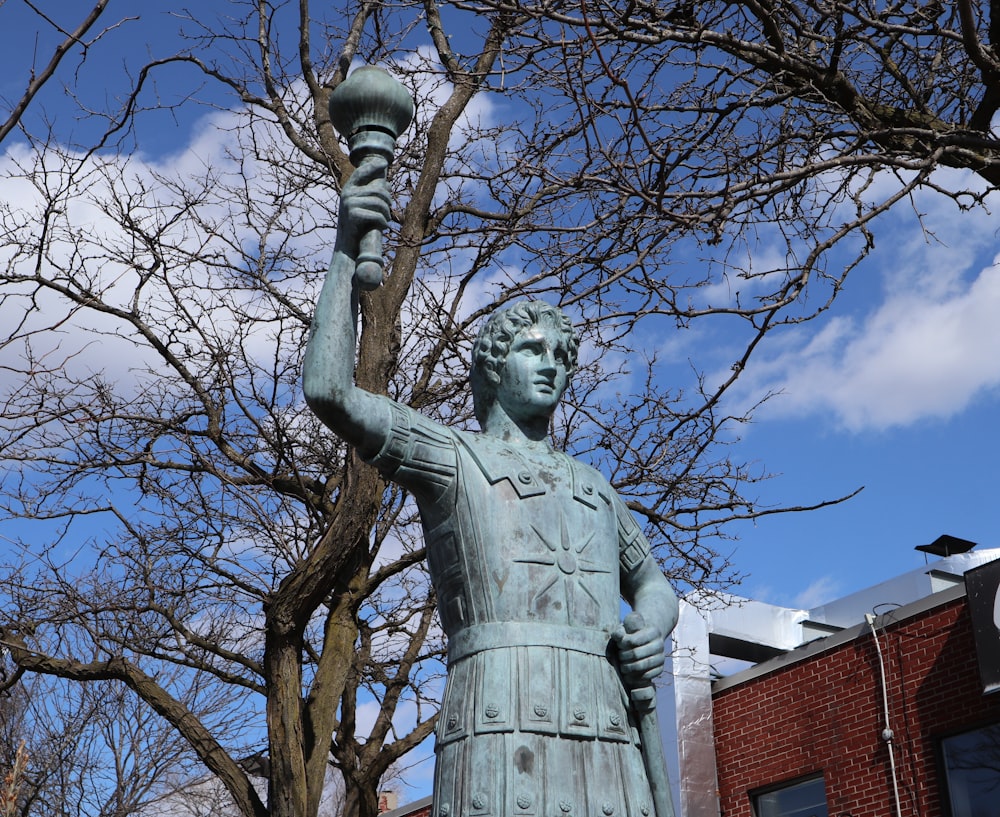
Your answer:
(304, 158), (678, 817)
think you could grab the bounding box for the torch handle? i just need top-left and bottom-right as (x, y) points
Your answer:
(355, 228), (384, 290)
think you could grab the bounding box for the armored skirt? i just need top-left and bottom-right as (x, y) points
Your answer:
(432, 638), (655, 817)
(366, 398), (657, 817)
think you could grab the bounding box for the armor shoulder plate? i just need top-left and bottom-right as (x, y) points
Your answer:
(364, 397), (458, 499)
(615, 493), (651, 573)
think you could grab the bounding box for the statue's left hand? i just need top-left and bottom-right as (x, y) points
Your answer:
(614, 612), (665, 689)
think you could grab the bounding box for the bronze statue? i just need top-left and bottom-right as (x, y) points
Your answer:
(305, 69), (678, 817)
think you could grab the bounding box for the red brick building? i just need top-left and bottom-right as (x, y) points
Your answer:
(380, 794), (430, 817)
(669, 542), (1000, 817)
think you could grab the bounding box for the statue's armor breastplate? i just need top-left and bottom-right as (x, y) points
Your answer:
(424, 433), (621, 637)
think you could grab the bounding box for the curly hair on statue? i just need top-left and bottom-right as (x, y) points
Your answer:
(470, 301), (579, 425)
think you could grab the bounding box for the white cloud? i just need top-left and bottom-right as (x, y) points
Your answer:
(742, 575), (843, 611)
(791, 575), (843, 609)
(734, 176), (1000, 432)
(749, 261), (1000, 430)
(0, 102), (338, 394)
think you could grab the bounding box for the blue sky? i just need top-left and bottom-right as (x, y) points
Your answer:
(4, 0), (1000, 800)
(722, 174), (1000, 609)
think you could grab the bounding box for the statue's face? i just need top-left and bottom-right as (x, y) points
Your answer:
(495, 323), (571, 422)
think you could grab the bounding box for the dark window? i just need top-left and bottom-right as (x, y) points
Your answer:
(942, 723), (1000, 817)
(752, 776), (828, 817)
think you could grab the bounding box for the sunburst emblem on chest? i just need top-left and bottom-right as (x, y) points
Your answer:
(513, 510), (611, 621)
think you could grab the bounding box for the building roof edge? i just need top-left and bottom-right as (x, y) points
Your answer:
(711, 581), (968, 693)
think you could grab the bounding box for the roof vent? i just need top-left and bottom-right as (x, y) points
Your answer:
(915, 534), (978, 558)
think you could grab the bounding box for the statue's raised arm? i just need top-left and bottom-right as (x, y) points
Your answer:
(302, 158), (392, 459)
(304, 66), (414, 457)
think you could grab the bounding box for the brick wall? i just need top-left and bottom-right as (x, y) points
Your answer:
(394, 804), (431, 817)
(712, 596), (1000, 817)
(382, 795), (432, 817)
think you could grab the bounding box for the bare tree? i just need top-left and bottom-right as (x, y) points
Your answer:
(1, 2), (995, 817)
(0, 668), (195, 817)
(0, 1), (118, 144)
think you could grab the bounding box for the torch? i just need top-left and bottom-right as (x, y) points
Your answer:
(328, 66), (415, 290)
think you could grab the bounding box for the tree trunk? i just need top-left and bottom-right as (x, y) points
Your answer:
(343, 777), (381, 817)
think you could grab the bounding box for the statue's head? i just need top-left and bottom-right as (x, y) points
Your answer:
(471, 301), (579, 426)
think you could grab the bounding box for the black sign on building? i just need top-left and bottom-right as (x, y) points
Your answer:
(965, 558), (1000, 696)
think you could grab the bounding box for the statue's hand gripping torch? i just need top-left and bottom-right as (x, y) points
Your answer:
(328, 67), (414, 290)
